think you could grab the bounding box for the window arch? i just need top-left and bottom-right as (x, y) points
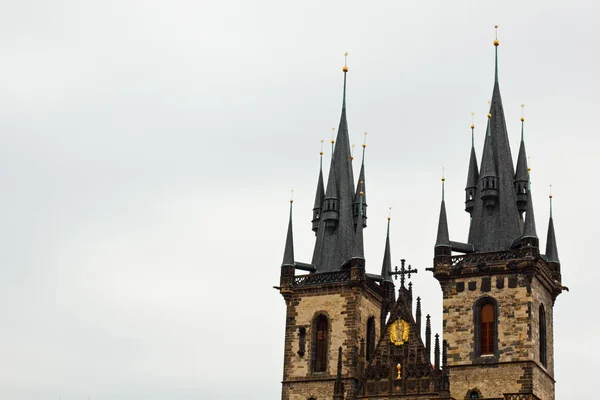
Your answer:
(539, 304), (547, 367)
(313, 314), (328, 372)
(473, 297), (498, 358)
(366, 316), (376, 362)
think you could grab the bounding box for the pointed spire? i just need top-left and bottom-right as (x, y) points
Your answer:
(381, 210), (393, 281)
(426, 314), (432, 363)
(522, 171), (537, 239)
(354, 132), (368, 228)
(312, 140), (326, 233)
(515, 105), (529, 216)
(416, 297), (422, 336)
(465, 114), (479, 214)
(546, 189), (560, 263)
(435, 175), (451, 248)
(434, 332), (440, 370)
(281, 193), (295, 267)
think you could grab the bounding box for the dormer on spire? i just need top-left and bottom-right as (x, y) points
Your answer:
(322, 160), (339, 229)
(281, 194), (295, 267)
(546, 191), (560, 264)
(353, 133), (368, 228)
(435, 176), (451, 256)
(465, 116), (479, 214)
(312, 141), (326, 234)
(515, 106), (529, 217)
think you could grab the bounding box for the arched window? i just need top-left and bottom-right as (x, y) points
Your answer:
(539, 304), (547, 367)
(366, 316), (376, 362)
(314, 315), (328, 372)
(474, 297), (498, 357)
(470, 391), (479, 400)
(480, 303), (495, 354)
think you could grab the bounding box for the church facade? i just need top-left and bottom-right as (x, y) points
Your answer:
(276, 35), (563, 400)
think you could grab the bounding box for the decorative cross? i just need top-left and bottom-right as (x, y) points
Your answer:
(390, 259), (418, 287)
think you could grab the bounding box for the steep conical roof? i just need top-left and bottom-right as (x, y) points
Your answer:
(313, 151), (325, 209)
(352, 189), (365, 259)
(515, 120), (529, 184)
(311, 66), (357, 271)
(281, 200), (295, 267)
(381, 216), (393, 282)
(522, 175), (537, 239)
(354, 139), (367, 206)
(466, 127), (479, 189)
(435, 179), (450, 247)
(466, 41), (522, 252)
(546, 195), (560, 262)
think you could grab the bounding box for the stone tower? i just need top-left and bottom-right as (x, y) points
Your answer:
(430, 36), (564, 400)
(277, 60), (448, 400)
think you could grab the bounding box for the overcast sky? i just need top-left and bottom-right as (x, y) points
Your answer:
(1, 1), (598, 399)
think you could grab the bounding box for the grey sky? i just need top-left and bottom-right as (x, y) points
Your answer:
(0, 0), (597, 398)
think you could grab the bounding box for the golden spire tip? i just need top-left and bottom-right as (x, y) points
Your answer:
(290, 189), (294, 203)
(343, 52), (349, 72)
(521, 104), (525, 122)
(494, 25), (499, 46)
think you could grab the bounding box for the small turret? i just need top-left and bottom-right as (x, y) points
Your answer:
(465, 116), (479, 214)
(515, 107), (529, 216)
(312, 141), (326, 233)
(280, 195), (295, 292)
(521, 171), (538, 247)
(353, 133), (368, 228)
(546, 190), (560, 273)
(435, 175), (451, 257)
(479, 115), (499, 212)
(426, 314), (432, 364)
(322, 161), (339, 229)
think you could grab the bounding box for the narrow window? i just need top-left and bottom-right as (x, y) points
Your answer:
(480, 303), (495, 355)
(314, 315), (328, 372)
(539, 304), (547, 367)
(366, 317), (376, 361)
(469, 391), (479, 399)
(298, 327), (306, 357)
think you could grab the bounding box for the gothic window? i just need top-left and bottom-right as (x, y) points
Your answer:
(469, 391), (479, 399)
(366, 316), (376, 362)
(473, 297), (498, 357)
(539, 304), (547, 367)
(313, 315), (328, 372)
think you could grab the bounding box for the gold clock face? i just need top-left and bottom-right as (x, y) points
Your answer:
(388, 319), (410, 346)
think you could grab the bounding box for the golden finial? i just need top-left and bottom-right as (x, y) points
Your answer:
(494, 25), (499, 46)
(549, 184), (553, 199)
(343, 52), (349, 73)
(351, 144), (355, 160)
(441, 166), (445, 182)
(488, 113), (492, 118)
(362, 132), (367, 148)
(396, 364), (402, 380)
(331, 127), (335, 144)
(388, 206), (392, 221)
(471, 112), (475, 129)
(521, 104), (525, 122)
(320, 139), (324, 156)
(290, 189), (294, 203)
(528, 156), (531, 172)
(359, 180), (364, 196)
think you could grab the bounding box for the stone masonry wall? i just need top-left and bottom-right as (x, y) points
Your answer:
(282, 284), (383, 400)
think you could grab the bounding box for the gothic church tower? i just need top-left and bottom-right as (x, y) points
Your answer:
(430, 33), (564, 400)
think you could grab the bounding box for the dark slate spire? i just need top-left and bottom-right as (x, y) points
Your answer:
(435, 177), (451, 248)
(515, 110), (529, 217)
(465, 121), (479, 214)
(311, 58), (357, 272)
(353, 133), (368, 228)
(333, 347), (344, 399)
(312, 142), (326, 233)
(381, 214), (393, 282)
(522, 173), (537, 240)
(281, 197), (295, 267)
(546, 192), (560, 263)
(467, 36), (522, 252)
(434, 332), (440, 370)
(426, 314), (432, 364)
(416, 297), (422, 337)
